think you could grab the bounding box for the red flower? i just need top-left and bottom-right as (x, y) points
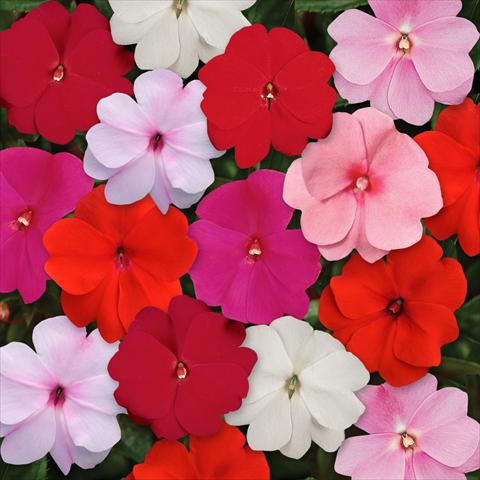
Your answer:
(108, 296), (257, 439)
(44, 186), (197, 342)
(0, 0), (133, 144)
(199, 24), (336, 168)
(415, 99), (480, 256)
(318, 235), (466, 387)
(126, 423), (269, 480)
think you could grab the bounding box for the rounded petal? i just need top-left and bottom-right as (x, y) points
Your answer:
(134, 9), (180, 70)
(96, 92), (154, 134)
(387, 58), (434, 125)
(0, 405), (56, 465)
(0, 342), (54, 390)
(335, 433), (406, 479)
(246, 390), (292, 452)
(162, 144), (214, 194)
(369, 0), (462, 30)
(32, 316), (88, 383)
(86, 123), (150, 169)
(105, 150), (156, 204)
(411, 17), (478, 93)
(279, 394), (312, 459)
(328, 10), (397, 85)
(44, 218), (115, 295)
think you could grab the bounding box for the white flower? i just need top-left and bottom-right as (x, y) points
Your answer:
(109, 0), (256, 77)
(225, 316), (370, 459)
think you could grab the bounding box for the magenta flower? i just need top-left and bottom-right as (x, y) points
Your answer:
(189, 170), (321, 324)
(328, 0), (479, 125)
(283, 108), (442, 263)
(0, 147), (93, 303)
(0, 316), (123, 475)
(335, 374), (480, 480)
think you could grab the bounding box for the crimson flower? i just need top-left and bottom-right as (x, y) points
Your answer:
(108, 296), (256, 439)
(199, 24), (336, 168)
(0, 0), (133, 144)
(319, 235), (467, 386)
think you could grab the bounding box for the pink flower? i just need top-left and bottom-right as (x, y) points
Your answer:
(335, 374), (480, 480)
(84, 68), (224, 213)
(0, 316), (123, 475)
(328, 0), (479, 125)
(0, 147), (93, 303)
(189, 170), (321, 324)
(283, 108), (442, 263)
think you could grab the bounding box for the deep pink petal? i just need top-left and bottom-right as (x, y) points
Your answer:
(196, 170), (292, 235)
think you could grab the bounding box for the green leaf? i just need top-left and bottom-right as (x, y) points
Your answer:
(433, 356), (480, 378)
(295, 0), (367, 13)
(457, 296), (480, 341)
(117, 415), (155, 464)
(0, 456), (47, 480)
(305, 299), (319, 327)
(246, 0), (296, 30)
(0, 0), (43, 11)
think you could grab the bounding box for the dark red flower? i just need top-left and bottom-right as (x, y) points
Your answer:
(318, 235), (467, 387)
(0, 0), (133, 144)
(199, 24), (336, 168)
(108, 295), (257, 439)
(415, 99), (480, 256)
(127, 423), (269, 480)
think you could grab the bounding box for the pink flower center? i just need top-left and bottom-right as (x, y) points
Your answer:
(50, 385), (65, 407)
(398, 34), (411, 53)
(353, 175), (369, 193)
(387, 298), (404, 317)
(52, 64), (65, 82)
(12, 209), (33, 230)
(261, 82), (279, 110)
(150, 133), (164, 151)
(176, 361), (188, 380)
(401, 432), (415, 449)
(246, 238), (263, 263)
(115, 246), (131, 269)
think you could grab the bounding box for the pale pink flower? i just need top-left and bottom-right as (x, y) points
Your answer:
(283, 108), (442, 263)
(328, 0), (479, 125)
(335, 374), (480, 480)
(0, 317), (123, 475)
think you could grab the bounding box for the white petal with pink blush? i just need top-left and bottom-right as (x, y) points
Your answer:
(0, 316), (123, 475)
(85, 69), (224, 214)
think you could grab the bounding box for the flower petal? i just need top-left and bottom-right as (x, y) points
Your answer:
(328, 9), (397, 85)
(387, 58), (434, 125)
(0, 405), (56, 465)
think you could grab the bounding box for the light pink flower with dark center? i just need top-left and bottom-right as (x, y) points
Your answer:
(0, 316), (123, 475)
(328, 0), (479, 125)
(335, 374), (480, 479)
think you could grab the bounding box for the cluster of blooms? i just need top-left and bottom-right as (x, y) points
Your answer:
(0, 0), (479, 479)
